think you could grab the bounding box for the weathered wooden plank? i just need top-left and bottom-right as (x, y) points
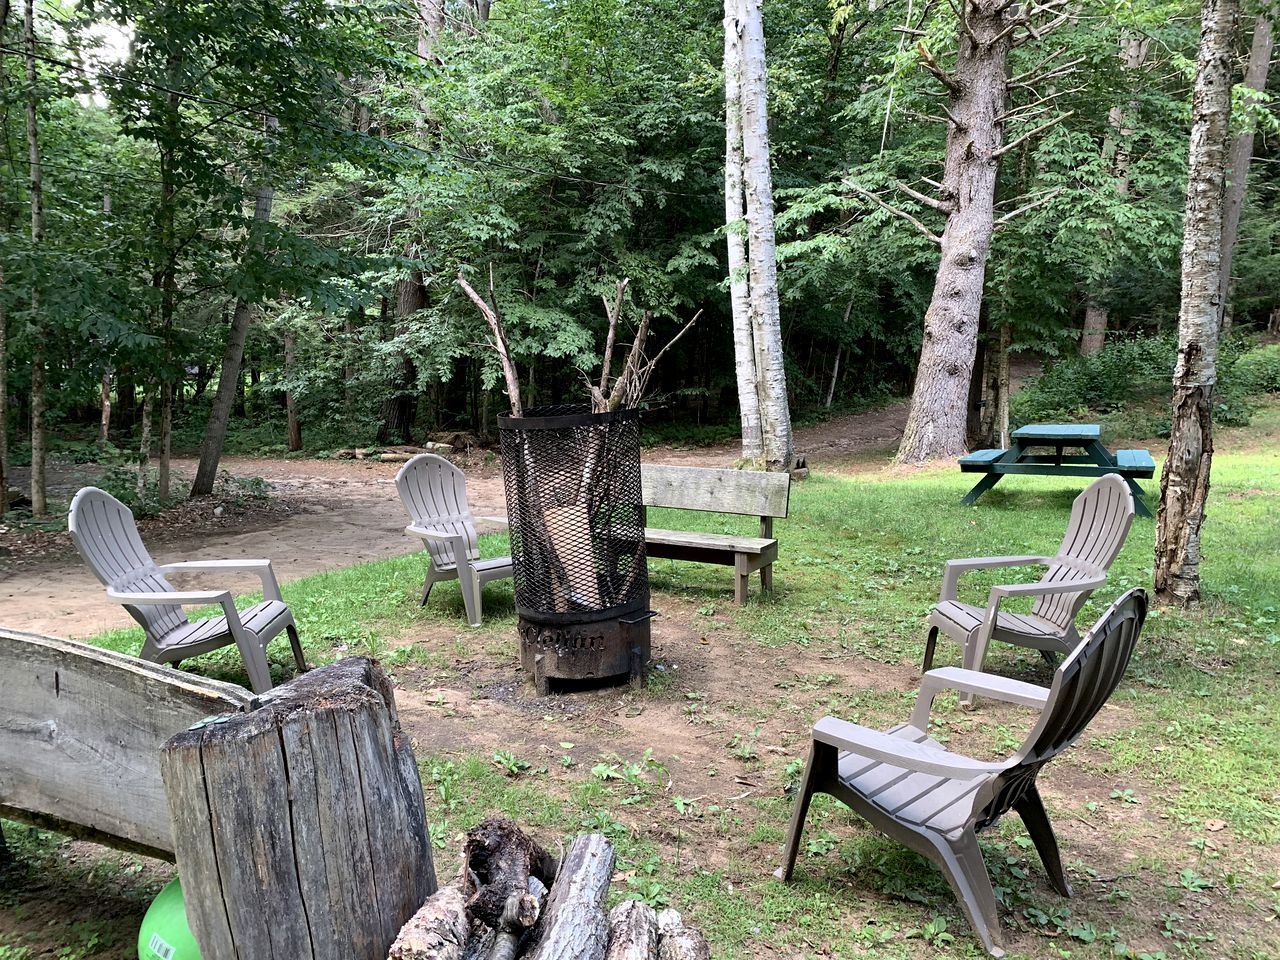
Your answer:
(644, 528), (773, 555)
(0, 629), (252, 859)
(641, 465), (789, 518)
(161, 657), (436, 960)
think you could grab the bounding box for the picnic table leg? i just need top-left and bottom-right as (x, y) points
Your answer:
(1126, 479), (1153, 518)
(960, 472), (1002, 506)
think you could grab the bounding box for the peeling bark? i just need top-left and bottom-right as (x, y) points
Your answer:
(1156, 0), (1238, 605)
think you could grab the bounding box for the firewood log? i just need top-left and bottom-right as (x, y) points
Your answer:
(604, 899), (658, 960)
(524, 834), (614, 960)
(389, 885), (471, 960)
(655, 910), (710, 960)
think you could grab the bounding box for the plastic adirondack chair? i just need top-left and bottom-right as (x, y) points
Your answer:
(777, 589), (1148, 958)
(395, 453), (513, 627)
(68, 486), (305, 694)
(923, 473), (1134, 706)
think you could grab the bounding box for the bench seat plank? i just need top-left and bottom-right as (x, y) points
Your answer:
(958, 449), (1007, 471)
(646, 527), (775, 559)
(1115, 449), (1155, 476)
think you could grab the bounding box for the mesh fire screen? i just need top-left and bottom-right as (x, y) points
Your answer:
(497, 405), (649, 624)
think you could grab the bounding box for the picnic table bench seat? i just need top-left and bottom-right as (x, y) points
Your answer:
(1114, 448), (1155, 476)
(641, 464), (790, 604)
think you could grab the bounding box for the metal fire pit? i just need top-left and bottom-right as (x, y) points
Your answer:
(498, 405), (652, 695)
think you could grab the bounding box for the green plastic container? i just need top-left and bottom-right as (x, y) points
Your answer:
(137, 878), (201, 960)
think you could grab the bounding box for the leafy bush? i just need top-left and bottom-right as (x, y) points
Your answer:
(1012, 334), (1266, 437)
(1233, 343), (1280, 395)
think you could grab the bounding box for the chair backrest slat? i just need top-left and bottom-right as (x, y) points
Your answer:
(974, 588), (1147, 829)
(395, 454), (480, 568)
(68, 487), (189, 640)
(1032, 475), (1135, 629)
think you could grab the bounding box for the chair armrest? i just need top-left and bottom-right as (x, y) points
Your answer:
(940, 556), (1049, 601)
(107, 588), (232, 606)
(406, 523), (465, 543)
(989, 574), (1105, 602)
(158, 558), (283, 603)
(909, 667), (1050, 728)
(474, 515), (509, 527)
(813, 716), (1005, 780)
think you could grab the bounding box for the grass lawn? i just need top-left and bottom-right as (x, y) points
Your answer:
(5, 402), (1279, 960)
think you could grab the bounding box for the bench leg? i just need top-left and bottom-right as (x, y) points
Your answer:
(960, 472), (1002, 506)
(760, 562), (773, 595)
(922, 625), (939, 674)
(735, 555), (750, 605)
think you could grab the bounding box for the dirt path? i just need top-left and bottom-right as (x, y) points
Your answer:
(0, 402), (909, 638)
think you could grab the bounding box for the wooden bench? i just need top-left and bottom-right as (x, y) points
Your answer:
(641, 464), (791, 604)
(1115, 448), (1156, 476)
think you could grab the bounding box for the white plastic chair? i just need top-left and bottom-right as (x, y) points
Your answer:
(68, 486), (305, 694)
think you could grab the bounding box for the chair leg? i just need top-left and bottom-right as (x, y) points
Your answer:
(924, 829), (1005, 958)
(420, 565), (441, 606)
(460, 565), (482, 627)
(959, 627), (992, 711)
(286, 623), (308, 672)
(1015, 785), (1071, 897)
(774, 741), (833, 881)
(238, 638), (275, 695)
(922, 626), (939, 674)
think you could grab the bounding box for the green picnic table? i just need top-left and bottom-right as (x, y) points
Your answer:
(959, 423), (1155, 518)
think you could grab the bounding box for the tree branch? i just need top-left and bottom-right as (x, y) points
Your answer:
(597, 278), (629, 396)
(991, 111), (1073, 158)
(894, 180), (955, 213)
(458, 270), (522, 417)
(848, 182), (942, 243)
(915, 42), (961, 93)
(994, 188), (1063, 228)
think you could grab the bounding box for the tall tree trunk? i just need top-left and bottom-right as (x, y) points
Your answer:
(191, 152), (276, 496)
(825, 344), (841, 409)
(723, 2), (763, 461)
(1218, 12), (1272, 334)
(284, 331), (302, 452)
(23, 0), (46, 516)
(99, 369), (112, 448)
(995, 321), (1011, 448)
(137, 386), (153, 501)
(378, 274), (423, 445)
(896, 3), (1013, 464)
(1081, 35), (1149, 356)
(1155, 0), (1238, 606)
(736, 0), (794, 471)
(0, 265), (7, 516)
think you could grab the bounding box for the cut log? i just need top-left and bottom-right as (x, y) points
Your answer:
(461, 817), (557, 929)
(524, 833), (614, 960)
(390, 885), (471, 960)
(605, 899), (658, 960)
(655, 910), (710, 960)
(160, 658), (436, 960)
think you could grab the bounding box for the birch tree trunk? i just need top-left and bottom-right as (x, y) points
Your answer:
(137, 387), (153, 501)
(1155, 0), (1238, 606)
(192, 151), (276, 497)
(1218, 12), (1272, 334)
(896, 3), (1013, 464)
(23, 0), (46, 516)
(723, 4), (763, 462)
(284, 330), (302, 452)
(1081, 35), (1149, 356)
(737, 0), (794, 472)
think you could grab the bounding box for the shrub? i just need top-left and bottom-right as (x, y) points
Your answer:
(1233, 343), (1280, 395)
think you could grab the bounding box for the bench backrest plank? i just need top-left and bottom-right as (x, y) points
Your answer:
(0, 629), (253, 859)
(641, 464), (790, 519)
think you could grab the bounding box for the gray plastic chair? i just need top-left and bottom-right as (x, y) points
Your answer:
(68, 486), (305, 694)
(395, 453), (512, 627)
(924, 473), (1134, 706)
(777, 589), (1147, 957)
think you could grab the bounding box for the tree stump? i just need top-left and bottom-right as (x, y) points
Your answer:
(604, 900), (658, 960)
(160, 657), (436, 960)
